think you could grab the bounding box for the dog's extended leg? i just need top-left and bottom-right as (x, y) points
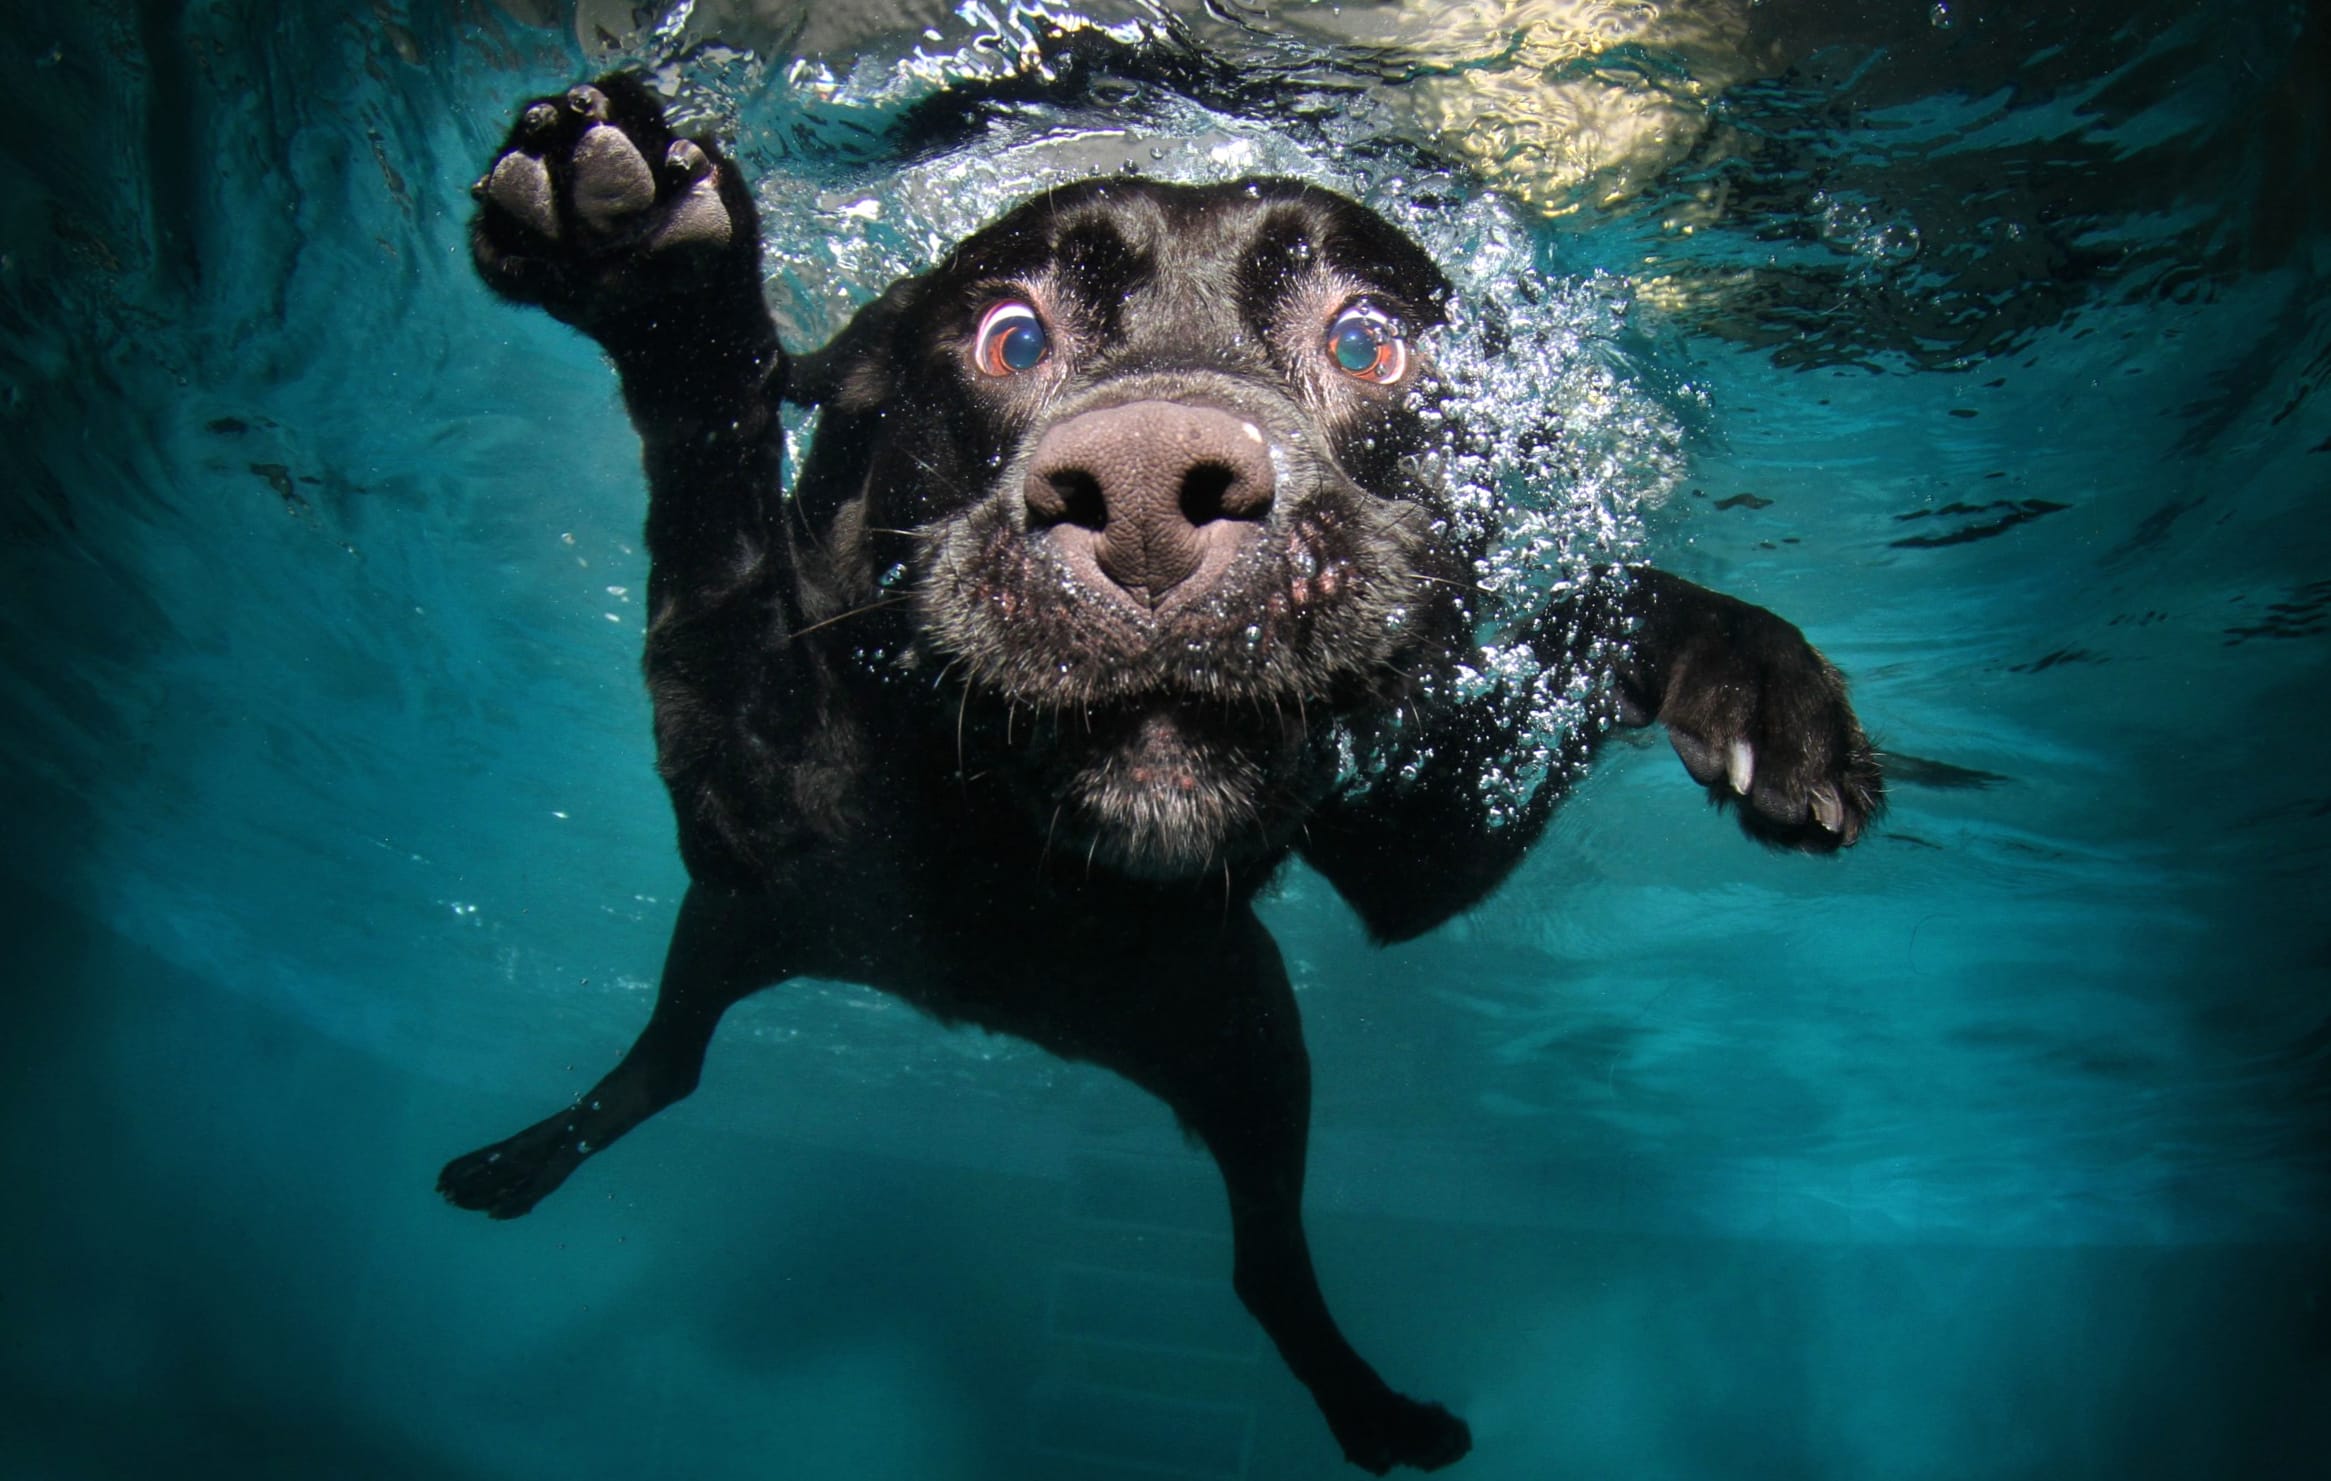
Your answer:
(1148, 920), (1472, 1475)
(438, 884), (781, 1220)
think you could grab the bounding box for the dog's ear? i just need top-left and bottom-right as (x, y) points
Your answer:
(786, 275), (925, 411)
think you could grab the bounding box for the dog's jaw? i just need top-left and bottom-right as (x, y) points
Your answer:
(1066, 704), (1274, 879)
(911, 481), (1433, 880)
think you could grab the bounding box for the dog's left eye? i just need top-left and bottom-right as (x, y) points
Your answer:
(973, 301), (1051, 377)
(1325, 303), (1408, 384)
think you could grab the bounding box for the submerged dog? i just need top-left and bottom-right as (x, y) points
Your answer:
(440, 75), (1881, 1473)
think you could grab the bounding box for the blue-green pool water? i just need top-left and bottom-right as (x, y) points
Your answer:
(2, 2), (2324, 1477)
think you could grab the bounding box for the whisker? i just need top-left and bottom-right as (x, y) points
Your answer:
(1411, 571), (1489, 593)
(789, 487), (830, 554)
(956, 673), (974, 775)
(791, 595), (909, 639)
(898, 447), (984, 510)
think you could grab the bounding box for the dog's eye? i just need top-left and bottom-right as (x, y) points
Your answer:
(1325, 303), (1408, 384)
(973, 301), (1050, 377)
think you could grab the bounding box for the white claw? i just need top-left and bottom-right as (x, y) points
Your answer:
(665, 138), (709, 181)
(1810, 785), (1844, 833)
(1727, 738), (1754, 797)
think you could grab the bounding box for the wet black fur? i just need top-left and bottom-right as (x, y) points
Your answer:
(442, 75), (1882, 1474)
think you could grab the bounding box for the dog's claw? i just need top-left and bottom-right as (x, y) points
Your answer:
(1648, 580), (1881, 851)
(519, 99), (559, 140)
(665, 137), (709, 181)
(1810, 782), (1844, 834)
(566, 83), (610, 121)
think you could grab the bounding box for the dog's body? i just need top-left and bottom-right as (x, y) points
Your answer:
(440, 76), (1881, 1473)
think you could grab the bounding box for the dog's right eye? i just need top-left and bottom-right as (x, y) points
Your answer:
(973, 301), (1050, 377)
(1326, 302), (1409, 385)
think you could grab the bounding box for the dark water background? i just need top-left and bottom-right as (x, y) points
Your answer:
(2, 1), (2326, 1477)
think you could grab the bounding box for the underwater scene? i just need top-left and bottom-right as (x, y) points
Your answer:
(2, 0), (2325, 1477)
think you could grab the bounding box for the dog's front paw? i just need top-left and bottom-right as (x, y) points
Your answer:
(1332, 1392), (1472, 1475)
(469, 73), (752, 335)
(1650, 598), (1882, 851)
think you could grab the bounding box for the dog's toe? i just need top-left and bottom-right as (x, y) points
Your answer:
(570, 122), (657, 233)
(483, 150), (558, 240)
(1334, 1392), (1472, 1474)
(468, 74), (751, 328)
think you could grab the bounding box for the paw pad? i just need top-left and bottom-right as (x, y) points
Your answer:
(468, 74), (752, 324)
(485, 149), (558, 239)
(571, 123), (656, 231)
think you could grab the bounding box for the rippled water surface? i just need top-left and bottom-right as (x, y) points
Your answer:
(3, 2), (2325, 1478)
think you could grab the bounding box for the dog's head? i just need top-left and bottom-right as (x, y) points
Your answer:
(792, 178), (1466, 879)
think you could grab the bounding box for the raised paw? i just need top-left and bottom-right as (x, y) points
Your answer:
(1626, 573), (1882, 851)
(437, 1110), (596, 1220)
(1332, 1392), (1472, 1475)
(469, 73), (756, 336)
(1660, 621), (1882, 850)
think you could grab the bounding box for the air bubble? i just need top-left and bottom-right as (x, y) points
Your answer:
(1362, 190), (1679, 818)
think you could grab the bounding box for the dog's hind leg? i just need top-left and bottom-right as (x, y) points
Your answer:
(1132, 918), (1472, 1475)
(438, 883), (782, 1220)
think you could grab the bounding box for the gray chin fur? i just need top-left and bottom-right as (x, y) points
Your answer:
(1061, 709), (1267, 880)
(1071, 784), (1238, 881)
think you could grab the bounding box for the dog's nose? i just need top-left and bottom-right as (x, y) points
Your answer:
(1025, 401), (1275, 605)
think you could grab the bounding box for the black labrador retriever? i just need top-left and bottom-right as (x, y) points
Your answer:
(439, 75), (1881, 1473)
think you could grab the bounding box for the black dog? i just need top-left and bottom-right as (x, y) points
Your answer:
(439, 75), (1881, 1474)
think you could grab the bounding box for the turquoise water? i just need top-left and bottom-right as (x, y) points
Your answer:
(2, 1), (2324, 1477)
